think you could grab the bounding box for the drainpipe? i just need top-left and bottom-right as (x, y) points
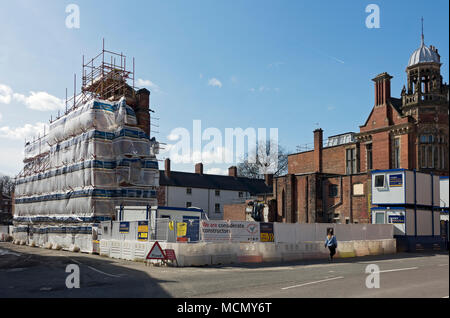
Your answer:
(431, 172), (434, 237)
(349, 174), (353, 223)
(414, 169), (417, 237)
(328, 176), (343, 222)
(321, 176), (326, 223)
(305, 176), (309, 223)
(275, 178), (278, 222)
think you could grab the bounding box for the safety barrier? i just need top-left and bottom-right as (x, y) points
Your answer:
(98, 238), (397, 267)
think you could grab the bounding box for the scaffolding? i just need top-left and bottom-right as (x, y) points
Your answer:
(62, 39), (136, 114)
(81, 39), (135, 103)
(20, 40), (138, 178)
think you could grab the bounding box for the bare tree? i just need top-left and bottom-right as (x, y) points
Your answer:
(0, 175), (15, 196)
(237, 140), (288, 179)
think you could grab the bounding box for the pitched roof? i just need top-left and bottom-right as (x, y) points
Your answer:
(159, 171), (272, 195)
(390, 97), (403, 114)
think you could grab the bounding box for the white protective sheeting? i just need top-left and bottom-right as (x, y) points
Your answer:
(14, 96), (159, 251)
(46, 97), (136, 146)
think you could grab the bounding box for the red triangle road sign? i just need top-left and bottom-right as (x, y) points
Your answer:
(146, 241), (166, 260)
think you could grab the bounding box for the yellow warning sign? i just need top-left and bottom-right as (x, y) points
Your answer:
(137, 221), (149, 241)
(177, 222), (187, 237)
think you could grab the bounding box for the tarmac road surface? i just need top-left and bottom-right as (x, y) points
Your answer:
(0, 242), (448, 298)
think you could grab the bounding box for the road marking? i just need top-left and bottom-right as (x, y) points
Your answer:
(86, 265), (123, 278)
(40, 287), (52, 291)
(68, 257), (123, 278)
(358, 257), (427, 264)
(68, 258), (81, 264)
(438, 264), (448, 267)
(6, 268), (26, 272)
(374, 267), (418, 274)
(281, 276), (344, 290)
(0, 248), (22, 257)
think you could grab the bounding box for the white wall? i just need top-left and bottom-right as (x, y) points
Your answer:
(164, 186), (251, 220)
(372, 171), (406, 205)
(440, 178), (449, 208)
(372, 170), (440, 206)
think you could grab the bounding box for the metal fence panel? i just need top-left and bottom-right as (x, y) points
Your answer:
(152, 218), (170, 242)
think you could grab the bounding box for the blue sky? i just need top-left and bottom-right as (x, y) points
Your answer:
(0, 0), (449, 176)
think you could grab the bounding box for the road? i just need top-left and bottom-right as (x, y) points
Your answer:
(0, 242), (448, 298)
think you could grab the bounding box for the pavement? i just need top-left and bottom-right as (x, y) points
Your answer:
(0, 242), (448, 298)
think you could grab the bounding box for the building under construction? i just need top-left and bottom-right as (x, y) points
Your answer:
(12, 43), (160, 252)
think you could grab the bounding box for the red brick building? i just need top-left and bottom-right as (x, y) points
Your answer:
(274, 34), (449, 224)
(0, 193), (12, 225)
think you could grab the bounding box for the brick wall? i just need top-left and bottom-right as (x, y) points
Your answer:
(275, 173), (371, 224)
(371, 132), (391, 170)
(321, 174), (370, 224)
(157, 186), (166, 206)
(223, 203), (247, 221)
(322, 145), (348, 175)
(288, 144), (350, 176)
(288, 151), (314, 174)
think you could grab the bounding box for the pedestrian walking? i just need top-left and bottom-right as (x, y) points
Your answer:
(324, 229), (338, 262)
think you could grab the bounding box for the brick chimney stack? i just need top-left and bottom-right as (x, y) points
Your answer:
(135, 88), (151, 137)
(165, 158), (171, 178)
(265, 173), (274, 187)
(228, 166), (238, 177)
(195, 163), (203, 175)
(372, 72), (392, 106)
(313, 128), (323, 173)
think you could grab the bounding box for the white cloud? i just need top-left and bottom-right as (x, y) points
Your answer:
(0, 82), (64, 111)
(15, 91), (64, 111)
(0, 122), (49, 141)
(0, 112), (2, 122)
(136, 78), (161, 93)
(0, 84), (13, 104)
(0, 146), (24, 176)
(206, 167), (227, 175)
(208, 78), (222, 88)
